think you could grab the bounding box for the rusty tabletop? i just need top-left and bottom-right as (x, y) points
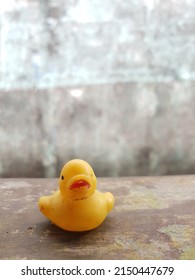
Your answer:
(0, 176), (195, 260)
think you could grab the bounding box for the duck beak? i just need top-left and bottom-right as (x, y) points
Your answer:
(64, 174), (95, 200)
(70, 179), (90, 190)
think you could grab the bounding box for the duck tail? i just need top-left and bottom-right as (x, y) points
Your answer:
(38, 196), (50, 216)
(106, 192), (115, 212)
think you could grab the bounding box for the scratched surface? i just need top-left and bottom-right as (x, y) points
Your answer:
(0, 177), (195, 260)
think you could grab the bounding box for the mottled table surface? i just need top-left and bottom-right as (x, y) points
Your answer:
(0, 177), (195, 260)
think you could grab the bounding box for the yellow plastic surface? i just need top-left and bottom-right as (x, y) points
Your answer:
(38, 159), (114, 231)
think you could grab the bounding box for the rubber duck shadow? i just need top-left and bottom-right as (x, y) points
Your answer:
(38, 219), (106, 244)
(40, 222), (99, 244)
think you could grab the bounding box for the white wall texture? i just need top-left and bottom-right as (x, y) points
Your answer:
(1, 0), (195, 177)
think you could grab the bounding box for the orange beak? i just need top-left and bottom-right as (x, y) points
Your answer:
(70, 179), (90, 190)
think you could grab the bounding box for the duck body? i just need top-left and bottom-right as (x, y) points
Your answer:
(39, 159), (114, 231)
(39, 189), (114, 231)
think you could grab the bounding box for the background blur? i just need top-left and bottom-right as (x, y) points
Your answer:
(1, 0), (195, 178)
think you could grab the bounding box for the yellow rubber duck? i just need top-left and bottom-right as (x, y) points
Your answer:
(38, 159), (114, 231)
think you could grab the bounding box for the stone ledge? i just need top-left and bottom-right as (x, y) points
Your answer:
(0, 176), (195, 259)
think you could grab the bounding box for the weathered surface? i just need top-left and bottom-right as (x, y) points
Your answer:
(1, 1), (195, 178)
(1, 0), (195, 88)
(1, 85), (195, 178)
(0, 176), (195, 260)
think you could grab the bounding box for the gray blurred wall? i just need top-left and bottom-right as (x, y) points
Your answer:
(1, 0), (195, 177)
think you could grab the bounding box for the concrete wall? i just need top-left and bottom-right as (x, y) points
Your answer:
(1, 0), (195, 177)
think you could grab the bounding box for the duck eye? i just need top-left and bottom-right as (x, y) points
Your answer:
(61, 175), (64, 180)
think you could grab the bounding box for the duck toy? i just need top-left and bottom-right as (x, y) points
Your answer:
(38, 159), (114, 231)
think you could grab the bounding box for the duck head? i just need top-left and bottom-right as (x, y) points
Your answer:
(59, 159), (97, 200)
